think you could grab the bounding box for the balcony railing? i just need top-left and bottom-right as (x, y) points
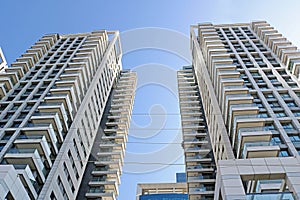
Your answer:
(242, 141), (279, 158)
(246, 192), (294, 200)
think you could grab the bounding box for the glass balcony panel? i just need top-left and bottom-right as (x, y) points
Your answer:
(246, 192), (294, 200)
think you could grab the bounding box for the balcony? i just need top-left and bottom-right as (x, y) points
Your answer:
(95, 158), (122, 174)
(55, 79), (81, 101)
(180, 104), (200, 111)
(186, 163), (214, 173)
(38, 102), (69, 131)
(49, 86), (77, 112)
(30, 112), (64, 142)
(221, 85), (249, 106)
(231, 118), (265, 147)
(11, 60), (30, 72)
(182, 122), (206, 130)
(0, 76), (13, 91)
(44, 93), (73, 119)
(4, 148), (46, 183)
(101, 134), (127, 145)
(183, 130), (207, 136)
(225, 94), (254, 121)
(186, 153), (212, 162)
(85, 186), (116, 200)
(184, 146), (210, 153)
(189, 185), (215, 195)
(0, 71), (19, 85)
(88, 177), (118, 195)
(97, 149), (124, 163)
(5, 66), (25, 79)
(14, 135), (52, 167)
(0, 83), (6, 98)
(242, 142), (280, 159)
(246, 192), (294, 200)
(184, 137), (208, 145)
(236, 130), (272, 158)
(26, 46), (43, 59)
(100, 138), (126, 149)
(106, 120), (128, 130)
(14, 164), (39, 197)
(100, 143), (124, 151)
(187, 175), (215, 183)
(21, 124), (58, 154)
(91, 167), (120, 183)
(109, 108), (130, 115)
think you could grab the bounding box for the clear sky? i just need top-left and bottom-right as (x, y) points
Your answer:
(1, 1), (300, 199)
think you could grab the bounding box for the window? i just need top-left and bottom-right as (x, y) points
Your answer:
(258, 112), (268, 118)
(11, 104), (20, 111)
(73, 139), (83, 168)
(286, 102), (297, 107)
(17, 112), (28, 119)
(281, 122), (294, 130)
(256, 78), (265, 83)
(0, 122), (6, 128)
(265, 123), (275, 131)
(0, 103), (8, 111)
(2, 131), (14, 140)
(275, 112), (286, 117)
(294, 112), (300, 117)
(24, 103), (34, 111)
(279, 151), (289, 157)
(271, 137), (281, 144)
(3, 113), (14, 120)
(88, 186), (104, 193)
(57, 176), (68, 200)
(50, 192), (57, 200)
(265, 93), (274, 99)
(269, 102), (280, 108)
(63, 163), (75, 193)
(0, 143), (5, 151)
(68, 150), (79, 179)
(11, 122), (21, 128)
(289, 135), (300, 142)
(277, 70), (288, 75)
(269, 78), (277, 83)
(280, 93), (291, 99)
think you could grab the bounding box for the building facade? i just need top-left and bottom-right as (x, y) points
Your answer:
(178, 66), (216, 200)
(178, 21), (300, 199)
(0, 30), (136, 200)
(136, 173), (188, 200)
(0, 47), (7, 72)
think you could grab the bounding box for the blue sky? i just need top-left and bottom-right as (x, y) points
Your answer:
(1, 1), (300, 199)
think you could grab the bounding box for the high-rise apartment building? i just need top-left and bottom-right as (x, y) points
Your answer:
(0, 47), (7, 72)
(136, 173), (188, 200)
(178, 66), (216, 200)
(177, 21), (300, 199)
(0, 30), (136, 200)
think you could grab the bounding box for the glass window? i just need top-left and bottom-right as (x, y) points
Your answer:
(275, 112), (286, 117)
(281, 122), (294, 129)
(279, 151), (289, 157)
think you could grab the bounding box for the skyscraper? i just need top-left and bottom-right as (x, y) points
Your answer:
(178, 21), (300, 199)
(0, 47), (7, 72)
(0, 30), (136, 200)
(178, 66), (216, 200)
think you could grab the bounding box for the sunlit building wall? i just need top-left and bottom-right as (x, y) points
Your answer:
(178, 66), (217, 200)
(0, 30), (136, 200)
(180, 21), (300, 199)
